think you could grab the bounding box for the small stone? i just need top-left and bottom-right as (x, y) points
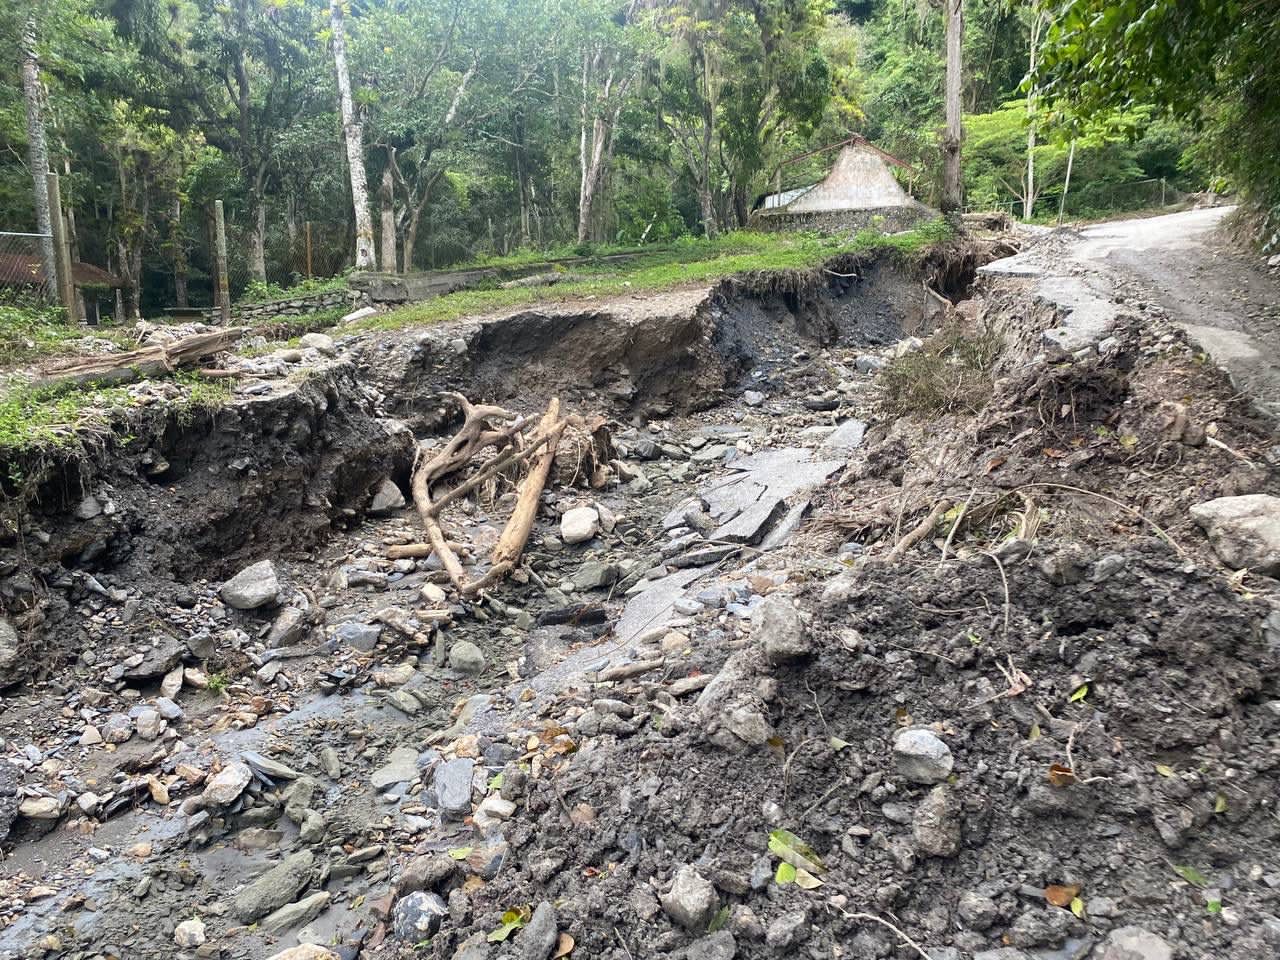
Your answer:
(1095, 927), (1173, 960)
(232, 851), (315, 922)
(201, 761), (253, 808)
(1190, 495), (1280, 575)
(893, 728), (954, 784)
(260, 891), (332, 934)
(370, 479), (407, 514)
(913, 785), (961, 857)
(661, 865), (718, 930)
(448, 640), (487, 675)
(520, 901), (558, 960)
(743, 390), (764, 407)
(752, 596), (810, 664)
(102, 713), (133, 744)
(174, 918), (206, 948)
(268, 607), (308, 647)
(392, 890), (448, 941)
(765, 911), (809, 950)
(160, 664), (184, 699)
(19, 796), (62, 819)
(135, 708), (165, 741)
(74, 495), (103, 520)
(371, 746), (420, 790)
(299, 332), (336, 355)
(266, 947), (340, 960)
(334, 621), (381, 652)
(436, 758), (475, 819)
(560, 507), (600, 545)
(220, 560), (281, 610)
(299, 809), (327, 843)
(957, 891), (998, 930)
(397, 854), (458, 895)
(79, 726), (103, 746)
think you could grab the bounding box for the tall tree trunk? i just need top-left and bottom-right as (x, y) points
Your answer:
(379, 165), (396, 272)
(698, 188), (717, 239)
(403, 209), (420, 275)
(1058, 139), (1076, 225)
(1024, 14), (1045, 221)
(515, 112), (531, 247)
(21, 16), (57, 288)
(248, 186), (267, 283)
(172, 195), (189, 307)
(941, 0), (965, 214)
(330, 0), (375, 270)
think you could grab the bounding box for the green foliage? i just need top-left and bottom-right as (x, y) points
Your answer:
(0, 382), (135, 454)
(239, 275), (348, 305)
(1038, 0), (1280, 221)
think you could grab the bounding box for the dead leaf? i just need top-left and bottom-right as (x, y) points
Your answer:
(1154, 763), (1175, 778)
(569, 803), (596, 826)
(1045, 884), (1081, 908)
(984, 455), (1006, 474)
(1048, 763), (1077, 787)
(553, 933), (575, 958)
(1043, 447), (1066, 459)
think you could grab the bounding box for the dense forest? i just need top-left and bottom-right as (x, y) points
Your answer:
(0, 0), (1274, 315)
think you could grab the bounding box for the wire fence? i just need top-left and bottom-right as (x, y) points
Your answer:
(222, 219), (351, 300)
(0, 231), (57, 304)
(976, 177), (1187, 223)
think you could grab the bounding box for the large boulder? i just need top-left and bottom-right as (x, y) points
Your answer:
(1190, 494), (1280, 575)
(220, 560), (281, 609)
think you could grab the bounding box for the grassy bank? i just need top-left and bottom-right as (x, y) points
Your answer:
(351, 222), (951, 334)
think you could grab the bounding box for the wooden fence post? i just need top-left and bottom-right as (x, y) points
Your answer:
(214, 200), (231, 325)
(305, 221), (313, 279)
(46, 172), (78, 321)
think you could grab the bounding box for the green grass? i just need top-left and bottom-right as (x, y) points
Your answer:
(238, 274), (349, 305)
(353, 222), (951, 334)
(0, 303), (137, 366)
(0, 382), (138, 454)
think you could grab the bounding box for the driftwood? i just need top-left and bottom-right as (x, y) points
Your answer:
(410, 393), (586, 596)
(36, 328), (247, 390)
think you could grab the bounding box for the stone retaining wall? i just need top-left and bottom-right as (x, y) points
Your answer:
(207, 288), (368, 324)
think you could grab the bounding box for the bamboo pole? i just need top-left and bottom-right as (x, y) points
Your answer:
(305, 221), (313, 279)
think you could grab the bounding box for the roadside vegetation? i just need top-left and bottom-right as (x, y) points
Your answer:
(354, 222), (952, 334)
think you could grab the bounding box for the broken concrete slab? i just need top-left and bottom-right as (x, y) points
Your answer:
(615, 567), (709, 644)
(818, 419), (867, 457)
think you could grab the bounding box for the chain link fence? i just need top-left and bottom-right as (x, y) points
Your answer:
(222, 219), (351, 301)
(0, 231), (57, 304)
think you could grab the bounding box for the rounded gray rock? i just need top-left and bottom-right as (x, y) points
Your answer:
(393, 890), (448, 941)
(893, 728), (954, 784)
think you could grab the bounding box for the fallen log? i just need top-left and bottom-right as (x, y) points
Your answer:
(410, 393), (575, 596)
(35, 328), (247, 390)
